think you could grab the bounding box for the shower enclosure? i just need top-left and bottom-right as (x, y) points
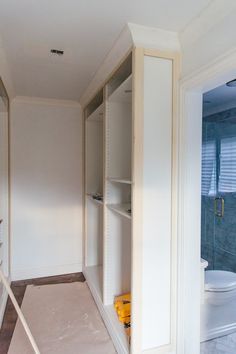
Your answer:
(201, 107), (236, 271)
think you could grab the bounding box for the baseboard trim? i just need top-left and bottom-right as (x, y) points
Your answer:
(11, 263), (82, 281)
(201, 322), (236, 342)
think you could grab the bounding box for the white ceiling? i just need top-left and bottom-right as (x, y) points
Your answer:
(203, 81), (236, 116)
(0, 0), (212, 101)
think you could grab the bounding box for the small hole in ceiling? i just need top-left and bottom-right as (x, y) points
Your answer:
(50, 49), (64, 56)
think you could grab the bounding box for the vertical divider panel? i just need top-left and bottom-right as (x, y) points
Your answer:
(0, 110), (9, 276)
(142, 54), (173, 351)
(103, 85), (108, 304)
(104, 83), (120, 305)
(131, 47), (144, 354)
(82, 110), (87, 268)
(104, 66), (133, 307)
(0, 82), (9, 279)
(84, 89), (104, 300)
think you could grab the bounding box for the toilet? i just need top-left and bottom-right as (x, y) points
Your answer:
(205, 270), (236, 305)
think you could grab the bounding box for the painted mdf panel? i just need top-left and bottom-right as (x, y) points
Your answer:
(142, 56), (172, 350)
(0, 111), (9, 277)
(86, 121), (103, 195)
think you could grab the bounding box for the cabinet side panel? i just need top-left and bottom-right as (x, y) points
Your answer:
(85, 121), (103, 195)
(142, 56), (172, 350)
(0, 111), (9, 277)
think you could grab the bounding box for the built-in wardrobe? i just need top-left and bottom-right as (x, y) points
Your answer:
(83, 47), (179, 354)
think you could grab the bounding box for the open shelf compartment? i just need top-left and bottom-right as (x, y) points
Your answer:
(106, 96), (132, 181)
(87, 102), (104, 122)
(108, 75), (132, 103)
(85, 195), (103, 299)
(85, 89), (103, 118)
(107, 53), (132, 97)
(85, 105), (104, 197)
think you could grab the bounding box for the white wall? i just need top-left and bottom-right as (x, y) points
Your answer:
(10, 97), (82, 280)
(0, 38), (13, 326)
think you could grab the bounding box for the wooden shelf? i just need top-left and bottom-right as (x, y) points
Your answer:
(86, 194), (103, 206)
(108, 177), (132, 185)
(108, 75), (132, 103)
(86, 103), (104, 122)
(107, 204), (132, 220)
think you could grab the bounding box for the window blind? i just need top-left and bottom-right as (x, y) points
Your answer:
(219, 136), (236, 193)
(201, 140), (217, 196)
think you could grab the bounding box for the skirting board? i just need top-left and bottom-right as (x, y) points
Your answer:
(11, 263), (82, 281)
(201, 300), (236, 343)
(0, 286), (9, 328)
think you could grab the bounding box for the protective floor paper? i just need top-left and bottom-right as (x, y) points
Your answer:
(8, 282), (116, 354)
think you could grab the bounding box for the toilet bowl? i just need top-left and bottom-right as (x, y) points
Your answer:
(205, 270), (236, 305)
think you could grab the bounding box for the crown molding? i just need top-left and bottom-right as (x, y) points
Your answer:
(80, 23), (180, 107)
(12, 96), (81, 108)
(129, 22), (180, 52)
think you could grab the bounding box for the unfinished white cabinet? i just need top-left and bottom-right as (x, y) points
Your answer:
(83, 48), (179, 354)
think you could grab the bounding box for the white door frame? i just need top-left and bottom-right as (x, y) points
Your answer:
(177, 48), (236, 354)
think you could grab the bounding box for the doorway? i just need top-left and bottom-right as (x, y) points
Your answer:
(177, 49), (236, 354)
(200, 83), (236, 352)
(202, 87), (236, 272)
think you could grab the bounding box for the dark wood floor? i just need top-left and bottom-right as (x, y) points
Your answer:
(0, 272), (85, 354)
